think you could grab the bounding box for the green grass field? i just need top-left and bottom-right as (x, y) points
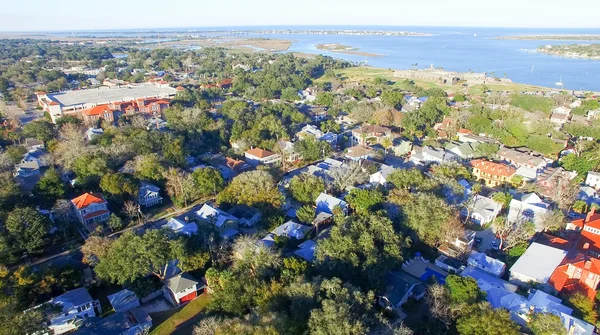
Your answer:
(150, 294), (212, 335)
(318, 66), (551, 94)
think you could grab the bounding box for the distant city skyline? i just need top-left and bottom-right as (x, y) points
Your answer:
(1, 0), (600, 32)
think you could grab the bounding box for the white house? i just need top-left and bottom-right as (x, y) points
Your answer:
(465, 195), (502, 226)
(227, 205), (261, 228)
(13, 160), (41, 178)
(45, 288), (101, 335)
(467, 252), (507, 277)
(163, 273), (205, 306)
(271, 220), (312, 240)
(165, 216), (198, 236)
(71, 193), (110, 226)
(509, 242), (567, 290)
(244, 148), (281, 166)
(138, 182), (163, 208)
(315, 193), (348, 215)
(107, 289), (140, 313)
(195, 204), (239, 238)
(21, 148), (51, 167)
(86, 127), (104, 141)
(507, 193), (552, 232)
(586, 171), (600, 190)
(369, 165), (395, 185)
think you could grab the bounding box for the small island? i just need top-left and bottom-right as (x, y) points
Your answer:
(537, 44), (600, 60)
(315, 43), (384, 57)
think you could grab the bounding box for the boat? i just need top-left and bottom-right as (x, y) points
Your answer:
(555, 76), (564, 88)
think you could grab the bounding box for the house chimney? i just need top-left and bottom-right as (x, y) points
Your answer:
(184, 216), (189, 221)
(585, 261), (592, 269)
(587, 208), (597, 223)
(584, 243), (590, 250)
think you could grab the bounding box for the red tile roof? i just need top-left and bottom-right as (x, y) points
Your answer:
(82, 105), (114, 116)
(470, 159), (516, 178)
(72, 192), (106, 209)
(176, 86), (185, 91)
(245, 148), (276, 159)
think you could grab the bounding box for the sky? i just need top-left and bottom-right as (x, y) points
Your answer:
(1, 0), (599, 32)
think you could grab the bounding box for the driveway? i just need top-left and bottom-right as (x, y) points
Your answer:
(475, 227), (499, 253)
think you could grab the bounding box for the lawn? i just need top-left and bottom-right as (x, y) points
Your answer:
(316, 66), (551, 94)
(150, 294), (212, 335)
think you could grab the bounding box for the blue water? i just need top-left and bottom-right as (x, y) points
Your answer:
(45, 26), (600, 91)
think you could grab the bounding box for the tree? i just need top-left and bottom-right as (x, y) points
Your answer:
(492, 192), (513, 209)
(551, 175), (580, 211)
(317, 214), (405, 288)
(329, 162), (368, 192)
(493, 217), (535, 251)
(5, 207), (51, 253)
(164, 168), (198, 208)
(308, 278), (376, 335)
(295, 137), (332, 162)
(387, 168), (438, 192)
(108, 214), (124, 231)
(456, 302), (519, 335)
(296, 205), (316, 224)
(131, 154), (166, 181)
(81, 236), (113, 266)
(33, 168), (66, 207)
(100, 173), (138, 197)
(539, 210), (565, 232)
(529, 312), (566, 335)
(217, 171), (283, 209)
(95, 229), (182, 284)
(22, 120), (55, 143)
(345, 188), (384, 214)
(192, 167), (225, 196)
(231, 236), (281, 280)
(281, 87), (299, 101)
(289, 174), (325, 204)
(567, 292), (597, 324)
(381, 89), (405, 109)
(474, 143), (500, 159)
(445, 275), (484, 305)
(572, 200), (589, 214)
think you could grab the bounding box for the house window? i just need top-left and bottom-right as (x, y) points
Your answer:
(589, 273), (595, 279)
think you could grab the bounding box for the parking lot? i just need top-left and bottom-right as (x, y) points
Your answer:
(475, 227), (500, 253)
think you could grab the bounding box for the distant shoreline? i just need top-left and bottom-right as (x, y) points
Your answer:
(315, 43), (385, 57)
(537, 44), (600, 60)
(496, 35), (600, 41)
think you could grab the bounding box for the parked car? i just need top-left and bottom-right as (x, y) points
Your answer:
(475, 237), (483, 245)
(490, 241), (499, 250)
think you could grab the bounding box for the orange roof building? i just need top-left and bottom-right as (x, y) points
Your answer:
(244, 148), (281, 166)
(71, 193), (110, 226)
(470, 159), (516, 187)
(549, 253), (600, 300)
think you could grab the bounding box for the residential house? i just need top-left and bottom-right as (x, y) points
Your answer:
(107, 290), (140, 313)
(45, 288), (102, 335)
(378, 270), (425, 316)
(410, 146), (459, 165)
(470, 159), (517, 187)
(146, 117), (168, 131)
(467, 252), (506, 277)
(402, 254), (449, 283)
(304, 106), (328, 121)
(369, 165), (395, 185)
(195, 204), (239, 238)
(445, 141), (478, 161)
(464, 194), (502, 226)
(433, 117), (455, 138)
(315, 192), (348, 215)
(294, 240), (317, 263)
(72, 308), (152, 335)
(24, 137), (44, 150)
(85, 127), (104, 141)
(577, 186), (600, 207)
(549, 253), (600, 300)
(13, 160), (41, 178)
(22, 148), (51, 167)
(507, 193), (552, 232)
(439, 230), (477, 257)
(344, 145), (373, 161)
(550, 111), (570, 125)
(497, 147), (547, 172)
(351, 125), (391, 145)
(435, 255), (465, 273)
(71, 193), (110, 226)
(165, 215), (198, 236)
(227, 205), (261, 229)
(573, 209), (600, 255)
(586, 171), (600, 190)
(163, 272), (206, 306)
(296, 125), (338, 146)
(138, 182), (163, 208)
(509, 242), (568, 290)
(464, 266), (595, 335)
(536, 167), (577, 198)
(244, 148), (281, 166)
(271, 220), (312, 240)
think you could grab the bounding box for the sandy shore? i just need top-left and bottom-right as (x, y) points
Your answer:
(316, 43), (385, 57)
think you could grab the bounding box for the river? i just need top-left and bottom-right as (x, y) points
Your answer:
(48, 26), (600, 91)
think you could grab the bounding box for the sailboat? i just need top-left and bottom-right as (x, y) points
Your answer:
(555, 76), (564, 88)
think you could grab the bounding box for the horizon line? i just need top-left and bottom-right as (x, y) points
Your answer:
(2, 24), (600, 34)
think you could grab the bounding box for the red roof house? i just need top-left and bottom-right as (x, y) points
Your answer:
(71, 193), (110, 226)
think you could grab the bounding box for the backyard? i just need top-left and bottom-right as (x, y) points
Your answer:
(150, 294), (212, 335)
